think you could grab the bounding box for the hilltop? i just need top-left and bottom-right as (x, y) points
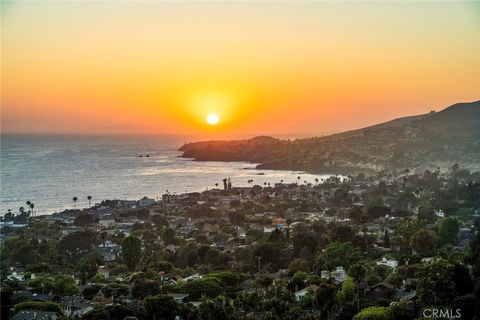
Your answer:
(179, 100), (480, 174)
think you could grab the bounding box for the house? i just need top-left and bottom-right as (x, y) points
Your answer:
(435, 209), (445, 218)
(138, 197), (156, 207)
(458, 227), (475, 241)
(294, 284), (319, 301)
(11, 311), (59, 320)
(367, 282), (396, 299)
(98, 241), (121, 262)
(320, 270), (330, 280)
(330, 267), (347, 284)
(183, 273), (202, 282)
(398, 290), (417, 302)
(165, 244), (178, 254)
(376, 257), (398, 272)
(263, 227), (275, 235)
(98, 217), (116, 228)
(272, 217), (287, 229)
(12, 291), (52, 302)
(7, 272), (25, 282)
(239, 279), (255, 292)
(167, 293), (189, 303)
(59, 297), (93, 318)
(97, 266), (110, 279)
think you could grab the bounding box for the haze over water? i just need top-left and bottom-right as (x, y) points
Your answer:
(1, 134), (331, 215)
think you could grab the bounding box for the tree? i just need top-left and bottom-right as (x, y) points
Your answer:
(246, 229), (263, 244)
(438, 217), (460, 245)
(383, 229), (390, 248)
(418, 205), (436, 222)
(193, 295), (237, 320)
(81, 285), (101, 300)
(82, 306), (109, 320)
(252, 241), (282, 270)
(82, 305), (137, 320)
(417, 259), (455, 307)
(105, 305), (136, 320)
(122, 235), (142, 271)
(102, 282), (129, 299)
(131, 279), (161, 299)
(288, 258), (309, 274)
(268, 228), (286, 244)
(152, 215), (169, 227)
(409, 229), (438, 257)
(353, 306), (392, 320)
(53, 274), (80, 295)
(453, 264), (474, 295)
(78, 251), (103, 283)
(73, 197), (78, 208)
(144, 295), (185, 320)
(315, 282), (337, 319)
(87, 195), (92, 207)
(177, 244), (199, 268)
(28, 276), (55, 293)
(349, 262), (368, 313)
(338, 277), (356, 305)
(13, 301), (63, 316)
(396, 218), (427, 253)
(162, 228), (176, 245)
(292, 231), (318, 257)
(288, 271), (308, 291)
(58, 230), (99, 263)
(180, 278), (222, 300)
(316, 242), (362, 271)
(74, 213), (96, 226)
(235, 292), (260, 320)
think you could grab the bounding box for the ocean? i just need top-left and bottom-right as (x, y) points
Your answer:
(0, 134), (332, 215)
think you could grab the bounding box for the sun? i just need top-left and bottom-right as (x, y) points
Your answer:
(206, 113), (220, 125)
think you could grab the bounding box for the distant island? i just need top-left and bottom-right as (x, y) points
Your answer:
(180, 100), (480, 174)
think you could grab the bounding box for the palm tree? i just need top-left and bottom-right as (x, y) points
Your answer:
(349, 262), (368, 313)
(215, 183), (219, 188)
(5, 209), (13, 220)
(29, 203), (35, 216)
(26, 201), (31, 214)
(87, 195), (92, 207)
(73, 197), (78, 209)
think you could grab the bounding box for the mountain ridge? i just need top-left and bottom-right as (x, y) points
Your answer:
(180, 100), (480, 174)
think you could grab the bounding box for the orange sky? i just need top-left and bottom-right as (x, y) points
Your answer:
(1, 1), (479, 138)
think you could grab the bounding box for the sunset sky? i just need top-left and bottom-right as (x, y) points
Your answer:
(2, 1), (479, 137)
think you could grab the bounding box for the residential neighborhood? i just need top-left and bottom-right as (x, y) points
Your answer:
(1, 165), (479, 320)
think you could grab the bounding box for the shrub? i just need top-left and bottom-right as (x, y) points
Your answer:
(353, 306), (393, 320)
(13, 301), (63, 316)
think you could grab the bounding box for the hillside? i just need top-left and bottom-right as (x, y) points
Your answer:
(179, 100), (480, 174)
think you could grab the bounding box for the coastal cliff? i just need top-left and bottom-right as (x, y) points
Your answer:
(180, 101), (480, 173)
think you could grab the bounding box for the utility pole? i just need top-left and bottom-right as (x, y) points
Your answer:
(159, 271), (165, 293)
(257, 256), (262, 273)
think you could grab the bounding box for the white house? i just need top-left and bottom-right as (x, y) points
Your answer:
(294, 284), (319, 301)
(320, 267), (347, 284)
(183, 273), (202, 282)
(331, 267), (347, 284)
(376, 257), (399, 272)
